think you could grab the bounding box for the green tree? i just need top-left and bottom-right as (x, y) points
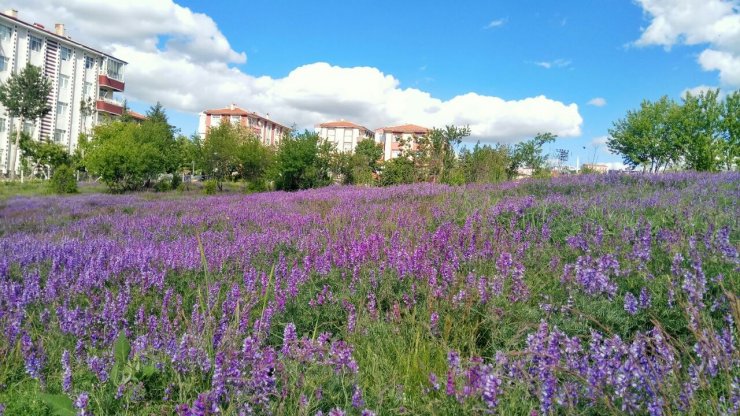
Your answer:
(459, 142), (512, 183)
(719, 90), (739, 170)
(18, 134), (71, 179)
(354, 138), (383, 172)
(607, 97), (681, 173)
(677, 90), (723, 171)
(509, 132), (556, 177)
(0, 63), (53, 179)
(84, 121), (169, 193)
(202, 123), (241, 191)
(379, 157), (415, 186)
(273, 131), (331, 191)
(412, 125), (471, 183)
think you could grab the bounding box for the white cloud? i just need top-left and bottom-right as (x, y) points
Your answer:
(485, 18), (507, 29)
(534, 59), (572, 69)
(681, 84), (721, 98)
(7, 0), (583, 143)
(634, 0), (740, 87)
(591, 136), (609, 147)
(587, 97), (607, 107)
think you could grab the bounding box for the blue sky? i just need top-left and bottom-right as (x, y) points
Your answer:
(14, 0), (740, 168)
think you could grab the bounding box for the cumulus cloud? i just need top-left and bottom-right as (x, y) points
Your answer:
(634, 0), (740, 87)
(485, 18), (507, 29)
(587, 97), (607, 107)
(534, 59), (572, 69)
(591, 136), (609, 147)
(7, 0), (583, 142)
(681, 84), (721, 98)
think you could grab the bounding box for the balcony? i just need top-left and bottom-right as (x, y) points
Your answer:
(96, 98), (124, 116)
(98, 74), (125, 92)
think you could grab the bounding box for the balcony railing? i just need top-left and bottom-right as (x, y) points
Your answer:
(96, 99), (124, 116)
(98, 74), (125, 92)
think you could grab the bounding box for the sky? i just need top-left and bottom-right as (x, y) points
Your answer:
(5, 0), (740, 169)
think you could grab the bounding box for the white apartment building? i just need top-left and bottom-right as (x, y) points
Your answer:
(315, 120), (374, 153)
(375, 124), (429, 160)
(198, 104), (291, 146)
(0, 9), (127, 175)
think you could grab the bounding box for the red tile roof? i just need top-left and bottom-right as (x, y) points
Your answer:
(127, 110), (147, 121)
(203, 105), (291, 130)
(376, 124), (429, 134)
(318, 120), (373, 134)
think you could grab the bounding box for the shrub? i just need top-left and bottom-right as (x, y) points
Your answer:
(49, 165), (78, 194)
(171, 173), (182, 189)
(203, 179), (218, 195)
(379, 157), (415, 186)
(153, 179), (172, 192)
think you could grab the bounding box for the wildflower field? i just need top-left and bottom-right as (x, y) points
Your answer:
(0, 173), (738, 415)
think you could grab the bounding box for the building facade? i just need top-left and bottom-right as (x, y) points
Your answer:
(315, 120), (373, 153)
(198, 104), (290, 146)
(0, 9), (128, 175)
(374, 124), (429, 160)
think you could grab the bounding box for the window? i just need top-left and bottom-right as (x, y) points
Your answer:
(56, 101), (69, 118)
(83, 82), (93, 97)
(107, 60), (123, 80)
(344, 128), (353, 142)
(59, 75), (70, 91)
(60, 47), (72, 61)
(0, 55), (7, 72)
(23, 121), (34, 135)
(0, 118), (5, 133)
(230, 115), (240, 125)
(327, 129), (336, 141)
(30, 36), (42, 52)
(54, 129), (66, 143)
(0, 24), (11, 41)
(211, 115), (221, 126)
(343, 143), (352, 152)
(84, 56), (94, 69)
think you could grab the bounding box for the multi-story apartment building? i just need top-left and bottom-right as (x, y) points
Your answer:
(198, 104), (290, 146)
(375, 124), (429, 160)
(0, 9), (128, 175)
(315, 120), (373, 153)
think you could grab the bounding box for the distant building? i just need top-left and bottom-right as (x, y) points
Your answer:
(127, 110), (147, 123)
(198, 104), (290, 146)
(315, 120), (373, 153)
(582, 163), (609, 173)
(0, 9), (128, 175)
(375, 124), (429, 160)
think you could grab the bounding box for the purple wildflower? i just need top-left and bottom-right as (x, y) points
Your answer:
(624, 292), (638, 315)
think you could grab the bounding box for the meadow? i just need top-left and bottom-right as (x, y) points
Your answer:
(0, 172), (738, 415)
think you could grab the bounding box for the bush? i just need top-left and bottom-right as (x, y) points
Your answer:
(203, 179), (218, 195)
(153, 179), (172, 192)
(380, 157), (415, 186)
(171, 174), (182, 189)
(49, 165), (78, 194)
(245, 178), (268, 194)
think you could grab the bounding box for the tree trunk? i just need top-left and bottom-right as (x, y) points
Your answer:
(8, 115), (23, 180)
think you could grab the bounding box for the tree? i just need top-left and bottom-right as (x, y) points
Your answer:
(49, 164), (78, 194)
(18, 134), (71, 179)
(379, 157), (415, 186)
(412, 125), (471, 183)
(458, 142), (512, 183)
(0, 63), (53, 179)
(677, 90), (723, 171)
(509, 132), (556, 177)
(354, 139), (383, 172)
(202, 123), (241, 191)
(719, 90), (740, 170)
(84, 121), (169, 193)
(273, 131), (331, 191)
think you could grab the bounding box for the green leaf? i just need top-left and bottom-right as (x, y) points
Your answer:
(39, 393), (76, 416)
(114, 330), (131, 368)
(141, 364), (157, 379)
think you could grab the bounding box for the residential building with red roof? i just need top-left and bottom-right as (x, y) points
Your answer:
(0, 9), (128, 175)
(198, 103), (290, 146)
(314, 120), (374, 153)
(374, 124), (429, 160)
